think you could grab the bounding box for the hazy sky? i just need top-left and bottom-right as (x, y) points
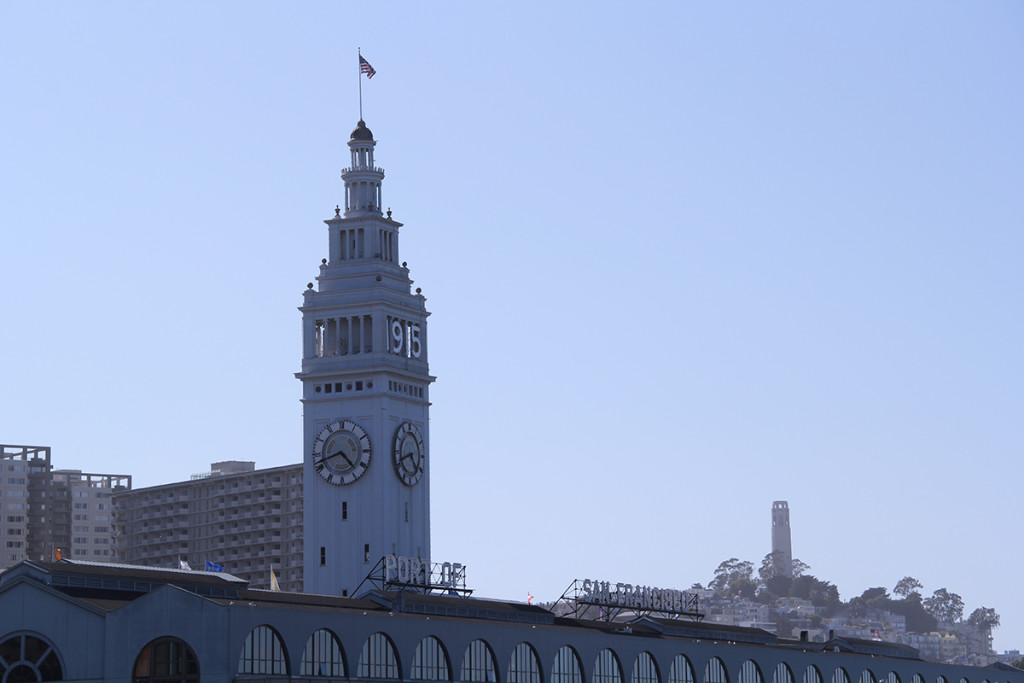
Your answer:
(2, 2), (1022, 652)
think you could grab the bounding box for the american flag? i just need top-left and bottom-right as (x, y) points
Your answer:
(359, 55), (376, 79)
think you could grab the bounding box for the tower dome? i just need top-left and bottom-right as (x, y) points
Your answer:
(350, 119), (374, 141)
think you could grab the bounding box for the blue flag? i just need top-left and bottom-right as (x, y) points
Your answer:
(205, 561), (224, 572)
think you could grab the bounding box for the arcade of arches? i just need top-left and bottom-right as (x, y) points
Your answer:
(0, 629), (1008, 683)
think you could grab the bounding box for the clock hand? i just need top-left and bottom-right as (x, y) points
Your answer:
(324, 450), (355, 468)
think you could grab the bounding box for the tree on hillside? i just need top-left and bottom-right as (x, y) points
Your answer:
(790, 575), (842, 616)
(967, 607), (1000, 632)
(710, 558), (755, 596)
(859, 587), (890, 603)
(897, 591), (938, 633)
(893, 576), (923, 599)
(923, 588), (964, 624)
(758, 551), (810, 583)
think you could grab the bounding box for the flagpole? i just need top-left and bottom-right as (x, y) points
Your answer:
(358, 48), (363, 121)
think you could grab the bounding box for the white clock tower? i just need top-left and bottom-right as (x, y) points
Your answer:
(298, 119), (433, 596)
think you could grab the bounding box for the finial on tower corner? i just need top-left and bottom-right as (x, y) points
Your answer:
(335, 205), (341, 217)
(386, 208), (392, 219)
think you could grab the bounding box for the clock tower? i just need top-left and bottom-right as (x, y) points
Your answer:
(298, 119), (433, 596)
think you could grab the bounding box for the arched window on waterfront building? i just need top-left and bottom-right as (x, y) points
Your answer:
(0, 633), (64, 682)
(739, 661), (763, 683)
(832, 669), (849, 683)
(593, 649), (623, 683)
(412, 636), (451, 681)
(859, 670), (876, 683)
(632, 653), (660, 683)
(238, 625), (288, 676)
(133, 636), (199, 683)
(669, 655), (695, 683)
(358, 633), (400, 679)
(300, 629), (346, 678)
(461, 640), (498, 683)
(704, 657), (728, 683)
(507, 643), (542, 683)
(959, 678), (970, 683)
(884, 673), (900, 683)
(551, 646), (584, 683)
(936, 676), (947, 683)
(773, 663), (794, 683)
(912, 675), (924, 683)
(803, 666), (822, 683)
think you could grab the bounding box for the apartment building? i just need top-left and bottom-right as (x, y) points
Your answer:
(112, 460), (304, 591)
(0, 444), (130, 570)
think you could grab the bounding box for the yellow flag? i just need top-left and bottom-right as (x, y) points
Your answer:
(270, 568), (280, 591)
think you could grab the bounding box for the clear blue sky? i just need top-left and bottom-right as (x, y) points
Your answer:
(2, 2), (1022, 652)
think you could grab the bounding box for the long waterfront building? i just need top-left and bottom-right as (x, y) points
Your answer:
(1, 559), (1020, 683)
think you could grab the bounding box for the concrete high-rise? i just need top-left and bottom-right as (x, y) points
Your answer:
(1, 444), (129, 569)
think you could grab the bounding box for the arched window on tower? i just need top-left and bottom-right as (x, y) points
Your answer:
(133, 637), (199, 683)
(0, 633), (64, 682)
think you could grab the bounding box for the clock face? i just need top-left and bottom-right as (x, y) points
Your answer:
(312, 420), (372, 485)
(392, 422), (425, 487)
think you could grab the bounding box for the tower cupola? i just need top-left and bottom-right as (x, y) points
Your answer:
(342, 120), (383, 217)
